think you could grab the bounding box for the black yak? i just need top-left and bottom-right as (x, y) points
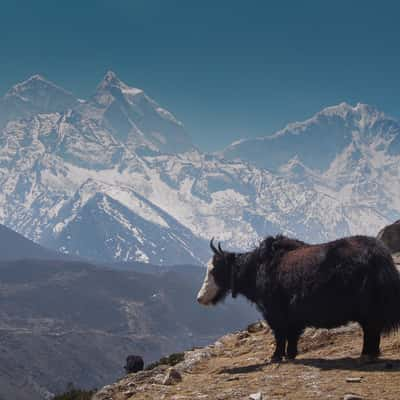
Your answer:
(124, 355), (144, 374)
(197, 235), (400, 362)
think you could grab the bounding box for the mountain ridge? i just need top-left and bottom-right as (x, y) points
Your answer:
(0, 73), (400, 264)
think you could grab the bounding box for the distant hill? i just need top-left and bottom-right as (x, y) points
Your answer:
(0, 258), (258, 400)
(0, 223), (67, 261)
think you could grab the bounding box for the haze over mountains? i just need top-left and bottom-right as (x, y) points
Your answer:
(0, 73), (399, 265)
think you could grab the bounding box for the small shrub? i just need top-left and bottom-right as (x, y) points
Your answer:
(53, 387), (96, 400)
(145, 352), (185, 370)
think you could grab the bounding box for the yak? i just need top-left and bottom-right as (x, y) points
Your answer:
(124, 355), (144, 374)
(197, 235), (400, 362)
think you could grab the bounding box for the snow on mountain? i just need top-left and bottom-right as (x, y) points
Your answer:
(221, 102), (400, 235)
(0, 74), (77, 126)
(42, 179), (208, 264)
(222, 102), (400, 172)
(0, 74), (398, 265)
(87, 70), (193, 154)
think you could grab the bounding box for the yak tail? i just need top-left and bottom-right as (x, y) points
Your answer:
(374, 255), (400, 333)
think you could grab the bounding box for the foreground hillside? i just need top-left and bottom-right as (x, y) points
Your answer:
(94, 322), (400, 400)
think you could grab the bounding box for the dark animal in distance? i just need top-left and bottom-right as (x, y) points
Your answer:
(124, 355), (144, 374)
(197, 235), (400, 362)
(377, 220), (400, 254)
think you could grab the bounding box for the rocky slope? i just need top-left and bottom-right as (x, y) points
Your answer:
(1, 75), (400, 264)
(94, 321), (400, 400)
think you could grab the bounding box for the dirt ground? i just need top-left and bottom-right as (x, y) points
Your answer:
(96, 323), (400, 400)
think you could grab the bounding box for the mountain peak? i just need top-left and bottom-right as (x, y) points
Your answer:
(2, 74), (77, 119)
(28, 74), (47, 82)
(104, 70), (117, 81)
(316, 102), (388, 121)
(101, 70), (120, 86)
(6, 74), (67, 94)
(316, 102), (356, 118)
(96, 70), (143, 97)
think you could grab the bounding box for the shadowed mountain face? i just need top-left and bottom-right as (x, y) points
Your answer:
(0, 223), (68, 261)
(0, 258), (258, 400)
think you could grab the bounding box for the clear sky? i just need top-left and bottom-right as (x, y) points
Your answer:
(1, 0), (400, 151)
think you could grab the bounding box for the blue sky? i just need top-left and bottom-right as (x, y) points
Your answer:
(1, 0), (400, 151)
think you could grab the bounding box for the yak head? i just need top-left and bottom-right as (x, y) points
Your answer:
(197, 239), (236, 306)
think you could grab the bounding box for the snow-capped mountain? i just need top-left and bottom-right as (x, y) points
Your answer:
(86, 70), (194, 155)
(0, 74), (77, 127)
(0, 74), (399, 265)
(222, 102), (400, 229)
(222, 102), (400, 172)
(42, 179), (208, 264)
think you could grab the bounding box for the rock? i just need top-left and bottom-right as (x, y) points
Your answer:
(346, 377), (362, 383)
(123, 389), (135, 397)
(343, 395), (363, 400)
(249, 392), (263, 400)
(247, 321), (266, 333)
(237, 331), (250, 340)
(177, 348), (212, 372)
(151, 373), (166, 385)
(377, 221), (400, 254)
(162, 368), (182, 385)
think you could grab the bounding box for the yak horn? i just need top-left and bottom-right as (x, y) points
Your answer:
(218, 242), (224, 254)
(210, 238), (219, 254)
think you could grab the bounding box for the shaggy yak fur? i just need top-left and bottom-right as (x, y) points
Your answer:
(197, 235), (400, 362)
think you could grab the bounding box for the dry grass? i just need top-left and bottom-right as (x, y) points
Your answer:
(97, 322), (400, 400)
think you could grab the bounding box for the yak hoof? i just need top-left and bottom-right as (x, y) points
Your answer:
(286, 353), (297, 361)
(358, 354), (379, 364)
(270, 355), (283, 363)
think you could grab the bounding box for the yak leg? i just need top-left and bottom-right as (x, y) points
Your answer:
(266, 307), (289, 363)
(271, 328), (287, 362)
(361, 323), (381, 360)
(286, 326), (303, 360)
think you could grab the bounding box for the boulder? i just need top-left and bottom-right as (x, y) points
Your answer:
(162, 368), (182, 385)
(377, 220), (400, 254)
